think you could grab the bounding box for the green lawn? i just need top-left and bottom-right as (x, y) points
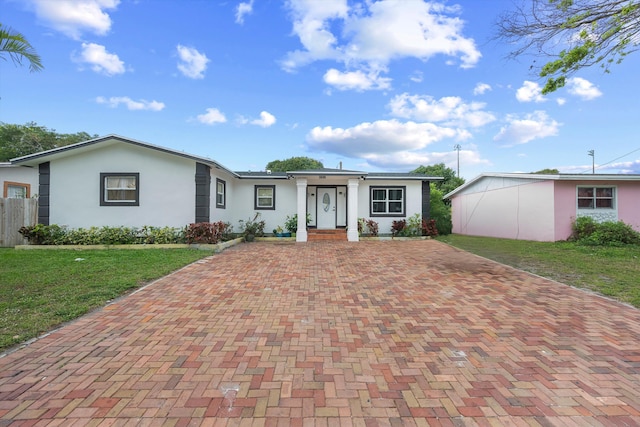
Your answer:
(0, 248), (211, 351)
(437, 235), (640, 308)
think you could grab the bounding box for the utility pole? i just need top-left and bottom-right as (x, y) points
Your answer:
(454, 144), (461, 177)
(588, 150), (595, 174)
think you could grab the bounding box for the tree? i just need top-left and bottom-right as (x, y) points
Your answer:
(495, 0), (640, 93)
(0, 122), (97, 161)
(429, 184), (452, 235)
(266, 156), (324, 172)
(412, 163), (465, 196)
(532, 168), (560, 174)
(0, 23), (43, 72)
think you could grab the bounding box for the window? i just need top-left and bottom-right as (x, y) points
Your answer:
(3, 181), (30, 198)
(255, 185), (275, 210)
(370, 186), (405, 216)
(100, 173), (139, 206)
(216, 178), (226, 208)
(577, 186), (615, 209)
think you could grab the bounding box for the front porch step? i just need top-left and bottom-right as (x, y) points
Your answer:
(307, 229), (348, 241)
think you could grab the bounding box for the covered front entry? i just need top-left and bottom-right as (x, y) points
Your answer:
(316, 187), (337, 229)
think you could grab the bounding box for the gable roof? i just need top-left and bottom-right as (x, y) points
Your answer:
(11, 134), (238, 177)
(444, 172), (640, 199)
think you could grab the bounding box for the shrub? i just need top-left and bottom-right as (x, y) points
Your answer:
(185, 222), (231, 244)
(570, 216), (598, 241)
(403, 213), (422, 236)
(285, 213), (311, 233)
(358, 218), (379, 236)
(238, 213), (266, 238)
(19, 224), (188, 245)
(391, 219), (406, 236)
(429, 185), (452, 235)
(422, 219), (439, 237)
(570, 217), (640, 246)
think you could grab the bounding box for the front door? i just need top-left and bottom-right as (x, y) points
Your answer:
(316, 187), (337, 229)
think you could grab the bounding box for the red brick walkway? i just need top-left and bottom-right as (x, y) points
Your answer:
(1, 240), (639, 426)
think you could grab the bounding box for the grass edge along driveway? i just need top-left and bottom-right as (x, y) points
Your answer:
(437, 235), (640, 309)
(0, 248), (212, 352)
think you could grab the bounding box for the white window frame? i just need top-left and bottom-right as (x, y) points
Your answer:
(100, 173), (140, 206)
(577, 186), (616, 210)
(255, 185), (275, 210)
(370, 186), (405, 217)
(216, 178), (226, 209)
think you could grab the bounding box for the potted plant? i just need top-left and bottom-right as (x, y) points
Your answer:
(272, 226), (291, 238)
(238, 213), (265, 242)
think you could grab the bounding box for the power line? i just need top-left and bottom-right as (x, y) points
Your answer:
(571, 146), (640, 174)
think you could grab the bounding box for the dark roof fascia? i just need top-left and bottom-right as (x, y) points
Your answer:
(10, 134), (239, 178)
(366, 173), (444, 181)
(286, 169), (365, 177)
(235, 171), (289, 179)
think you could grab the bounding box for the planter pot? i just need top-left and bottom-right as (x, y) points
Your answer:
(245, 234), (255, 242)
(275, 232), (291, 237)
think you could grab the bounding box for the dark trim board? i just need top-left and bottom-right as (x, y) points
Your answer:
(195, 163), (211, 222)
(38, 162), (50, 225)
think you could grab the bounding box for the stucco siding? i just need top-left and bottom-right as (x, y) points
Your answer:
(229, 179), (297, 233)
(618, 182), (640, 232)
(49, 144), (195, 228)
(452, 180), (555, 241)
(357, 180), (423, 235)
(0, 165), (39, 197)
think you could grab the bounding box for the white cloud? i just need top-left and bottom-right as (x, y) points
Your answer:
(516, 81), (546, 103)
(409, 71), (423, 83)
(96, 96), (165, 111)
(473, 82), (491, 95)
(74, 42), (125, 75)
(235, 0), (254, 24)
(360, 147), (489, 170)
(251, 111), (277, 127)
(196, 108), (227, 125)
(556, 98), (567, 106)
(282, 0), (480, 91)
(28, 0), (119, 39)
(306, 119), (469, 158)
(388, 93), (496, 128)
(566, 77), (602, 100)
(176, 45), (209, 79)
(323, 68), (391, 91)
(493, 111), (560, 146)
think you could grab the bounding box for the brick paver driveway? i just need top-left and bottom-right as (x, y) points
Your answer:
(1, 240), (640, 426)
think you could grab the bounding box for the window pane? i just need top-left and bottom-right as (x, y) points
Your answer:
(372, 202), (386, 213)
(217, 182), (224, 194)
(596, 199), (613, 208)
(257, 197), (273, 207)
(578, 199), (594, 208)
(596, 187), (613, 197)
(258, 188), (273, 197)
(389, 189), (403, 201)
(107, 189), (136, 201)
(217, 194), (224, 205)
(578, 188), (593, 197)
(106, 177), (136, 189)
(7, 185), (26, 198)
(372, 189), (386, 201)
(389, 202), (403, 213)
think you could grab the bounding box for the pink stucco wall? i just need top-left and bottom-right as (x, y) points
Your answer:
(554, 180), (640, 240)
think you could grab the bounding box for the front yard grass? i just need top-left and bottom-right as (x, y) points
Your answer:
(0, 248), (211, 351)
(437, 235), (640, 308)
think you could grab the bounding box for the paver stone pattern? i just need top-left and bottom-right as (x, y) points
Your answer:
(1, 240), (639, 426)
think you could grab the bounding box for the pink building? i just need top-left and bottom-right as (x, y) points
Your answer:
(445, 173), (640, 242)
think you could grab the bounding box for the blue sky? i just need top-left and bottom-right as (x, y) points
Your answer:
(1, 0), (639, 179)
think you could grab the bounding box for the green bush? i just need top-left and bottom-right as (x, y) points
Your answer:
(19, 224), (187, 245)
(429, 185), (452, 235)
(570, 217), (640, 246)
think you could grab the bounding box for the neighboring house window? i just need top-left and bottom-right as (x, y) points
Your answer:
(577, 186), (615, 209)
(3, 181), (30, 198)
(255, 185), (275, 210)
(100, 173), (139, 206)
(370, 186), (405, 216)
(216, 178), (226, 209)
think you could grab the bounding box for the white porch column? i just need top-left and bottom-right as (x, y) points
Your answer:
(347, 178), (359, 242)
(296, 178), (308, 242)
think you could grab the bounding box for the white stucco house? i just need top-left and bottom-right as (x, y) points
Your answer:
(444, 173), (640, 242)
(3, 135), (442, 242)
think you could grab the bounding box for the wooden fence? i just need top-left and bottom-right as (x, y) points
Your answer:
(0, 198), (38, 247)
